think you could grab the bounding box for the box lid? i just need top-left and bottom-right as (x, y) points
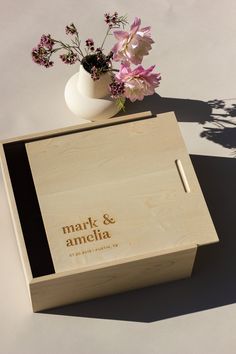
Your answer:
(25, 112), (218, 273)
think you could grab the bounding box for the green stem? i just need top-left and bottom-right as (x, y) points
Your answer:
(100, 27), (111, 50)
(74, 34), (85, 57)
(53, 39), (84, 58)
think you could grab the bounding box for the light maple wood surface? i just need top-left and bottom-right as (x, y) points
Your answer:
(30, 244), (197, 312)
(26, 112), (218, 273)
(0, 111), (219, 311)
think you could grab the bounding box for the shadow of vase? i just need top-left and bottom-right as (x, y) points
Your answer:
(116, 93), (213, 124)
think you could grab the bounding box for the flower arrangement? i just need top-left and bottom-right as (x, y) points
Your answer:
(32, 12), (161, 109)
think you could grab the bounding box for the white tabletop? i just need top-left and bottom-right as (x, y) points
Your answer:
(0, 1), (236, 353)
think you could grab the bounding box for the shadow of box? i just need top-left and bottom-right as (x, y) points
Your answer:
(0, 111), (218, 312)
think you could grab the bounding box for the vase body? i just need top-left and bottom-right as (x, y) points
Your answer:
(65, 65), (121, 121)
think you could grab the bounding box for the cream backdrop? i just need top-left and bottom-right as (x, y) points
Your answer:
(0, 1), (236, 353)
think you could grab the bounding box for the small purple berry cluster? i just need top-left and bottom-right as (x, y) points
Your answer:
(104, 12), (119, 28)
(85, 38), (95, 51)
(32, 47), (54, 68)
(32, 34), (55, 68)
(40, 34), (54, 50)
(109, 80), (125, 98)
(90, 66), (100, 81)
(65, 23), (77, 35)
(60, 52), (78, 65)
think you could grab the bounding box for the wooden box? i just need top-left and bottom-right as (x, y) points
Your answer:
(0, 111), (218, 312)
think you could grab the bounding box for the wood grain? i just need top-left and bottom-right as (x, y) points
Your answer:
(0, 111), (219, 311)
(25, 112), (218, 273)
(30, 244), (197, 312)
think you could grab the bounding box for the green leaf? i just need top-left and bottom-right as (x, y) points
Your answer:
(116, 97), (126, 111)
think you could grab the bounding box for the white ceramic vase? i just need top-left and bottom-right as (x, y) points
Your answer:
(64, 64), (121, 121)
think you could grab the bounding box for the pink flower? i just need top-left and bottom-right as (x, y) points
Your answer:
(112, 17), (154, 65)
(116, 64), (161, 102)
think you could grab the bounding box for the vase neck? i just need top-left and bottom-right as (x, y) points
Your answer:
(77, 65), (111, 99)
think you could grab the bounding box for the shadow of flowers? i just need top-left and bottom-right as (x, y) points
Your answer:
(200, 99), (236, 155)
(117, 95), (236, 155)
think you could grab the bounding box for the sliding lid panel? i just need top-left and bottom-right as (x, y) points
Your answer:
(26, 112), (218, 273)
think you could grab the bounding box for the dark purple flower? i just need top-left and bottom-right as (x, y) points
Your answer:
(60, 51), (78, 65)
(109, 79), (125, 98)
(40, 34), (54, 50)
(65, 23), (77, 35)
(111, 12), (118, 24)
(85, 38), (95, 51)
(106, 51), (113, 61)
(95, 48), (102, 56)
(43, 60), (54, 68)
(31, 45), (54, 68)
(104, 13), (110, 24)
(104, 12), (119, 27)
(90, 66), (100, 81)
